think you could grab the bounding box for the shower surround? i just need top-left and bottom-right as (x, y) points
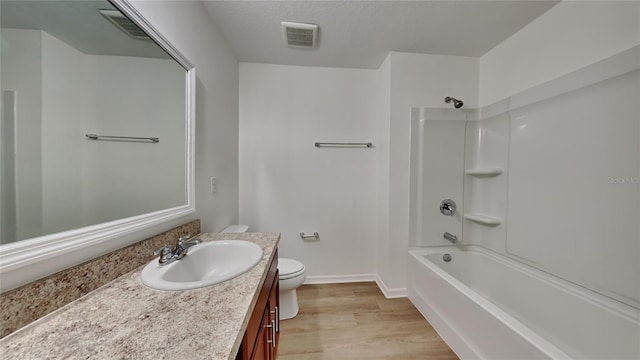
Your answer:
(408, 46), (640, 359)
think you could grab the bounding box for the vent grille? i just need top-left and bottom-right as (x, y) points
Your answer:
(100, 9), (150, 41)
(281, 22), (318, 48)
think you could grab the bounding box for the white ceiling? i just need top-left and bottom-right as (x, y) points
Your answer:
(203, 0), (559, 69)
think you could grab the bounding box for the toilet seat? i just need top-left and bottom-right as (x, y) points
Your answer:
(279, 258), (305, 280)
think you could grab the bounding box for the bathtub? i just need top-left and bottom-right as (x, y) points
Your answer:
(408, 246), (640, 359)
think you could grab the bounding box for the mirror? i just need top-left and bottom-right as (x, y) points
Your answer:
(0, 0), (194, 285)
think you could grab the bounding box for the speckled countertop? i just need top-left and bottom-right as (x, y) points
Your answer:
(0, 232), (280, 360)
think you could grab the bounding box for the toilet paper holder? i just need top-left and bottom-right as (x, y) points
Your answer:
(300, 232), (319, 240)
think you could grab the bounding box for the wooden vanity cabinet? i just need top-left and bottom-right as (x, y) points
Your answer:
(237, 250), (280, 360)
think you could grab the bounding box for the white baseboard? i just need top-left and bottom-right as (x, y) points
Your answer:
(304, 274), (377, 285)
(303, 273), (407, 299)
(375, 274), (407, 298)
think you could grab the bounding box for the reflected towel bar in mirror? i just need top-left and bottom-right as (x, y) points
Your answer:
(85, 134), (160, 143)
(300, 232), (320, 240)
(314, 142), (373, 148)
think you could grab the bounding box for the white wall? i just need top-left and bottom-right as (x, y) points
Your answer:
(118, 0), (240, 235)
(1, 91), (18, 242)
(238, 53), (478, 290)
(125, 1), (238, 235)
(0, 29), (43, 241)
(41, 31), (86, 235)
(4, 29), (186, 237)
(375, 55), (391, 290)
(480, 0), (640, 106)
(82, 55), (185, 226)
(239, 63), (379, 279)
(384, 52), (479, 290)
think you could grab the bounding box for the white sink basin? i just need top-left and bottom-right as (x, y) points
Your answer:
(140, 240), (263, 291)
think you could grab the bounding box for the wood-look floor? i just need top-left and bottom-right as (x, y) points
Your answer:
(278, 282), (459, 360)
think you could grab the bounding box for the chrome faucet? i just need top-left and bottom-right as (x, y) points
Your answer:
(174, 234), (201, 259)
(153, 234), (201, 265)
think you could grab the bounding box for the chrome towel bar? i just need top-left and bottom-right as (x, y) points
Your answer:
(314, 142), (372, 148)
(85, 134), (159, 143)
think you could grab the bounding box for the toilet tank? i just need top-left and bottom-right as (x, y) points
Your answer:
(221, 225), (249, 233)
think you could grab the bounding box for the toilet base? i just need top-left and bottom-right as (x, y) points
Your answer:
(279, 288), (299, 320)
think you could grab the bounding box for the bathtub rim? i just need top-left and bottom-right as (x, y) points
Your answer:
(410, 245), (640, 323)
(409, 245), (640, 359)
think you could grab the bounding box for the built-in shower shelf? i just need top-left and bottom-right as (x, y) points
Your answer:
(464, 214), (502, 226)
(465, 168), (503, 177)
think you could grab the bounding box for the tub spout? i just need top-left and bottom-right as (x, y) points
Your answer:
(443, 232), (458, 243)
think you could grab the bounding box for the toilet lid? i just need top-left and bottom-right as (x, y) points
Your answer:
(279, 258), (305, 279)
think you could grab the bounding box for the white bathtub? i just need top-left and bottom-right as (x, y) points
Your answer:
(408, 246), (640, 359)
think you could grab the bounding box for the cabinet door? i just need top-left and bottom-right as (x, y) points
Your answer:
(268, 271), (280, 358)
(239, 252), (279, 360)
(251, 309), (269, 360)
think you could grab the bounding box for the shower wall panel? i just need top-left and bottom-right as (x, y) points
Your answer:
(507, 67), (639, 308)
(463, 112), (509, 253)
(409, 108), (466, 247)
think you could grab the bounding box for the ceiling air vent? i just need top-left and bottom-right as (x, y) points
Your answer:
(281, 22), (318, 48)
(99, 9), (150, 41)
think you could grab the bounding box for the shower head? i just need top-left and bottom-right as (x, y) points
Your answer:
(444, 96), (464, 109)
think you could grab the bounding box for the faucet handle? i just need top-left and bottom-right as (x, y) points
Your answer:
(154, 246), (173, 264)
(177, 233), (191, 244)
(440, 199), (457, 216)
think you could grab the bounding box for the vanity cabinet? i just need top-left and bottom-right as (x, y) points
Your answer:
(237, 250), (280, 360)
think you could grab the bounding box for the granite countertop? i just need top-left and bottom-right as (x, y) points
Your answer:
(0, 232), (280, 360)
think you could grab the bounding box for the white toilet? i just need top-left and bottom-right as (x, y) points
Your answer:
(277, 257), (306, 320)
(221, 225), (306, 320)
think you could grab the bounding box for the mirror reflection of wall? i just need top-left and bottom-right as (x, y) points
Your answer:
(0, 1), (187, 244)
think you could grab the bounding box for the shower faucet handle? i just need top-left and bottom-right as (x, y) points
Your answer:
(440, 199), (457, 216)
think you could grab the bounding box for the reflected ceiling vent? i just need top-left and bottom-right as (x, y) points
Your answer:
(99, 9), (150, 41)
(281, 21), (318, 48)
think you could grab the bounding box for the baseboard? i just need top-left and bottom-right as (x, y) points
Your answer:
(304, 274), (377, 285)
(303, 274), (407, 299)
(374, 274), (407, 298)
